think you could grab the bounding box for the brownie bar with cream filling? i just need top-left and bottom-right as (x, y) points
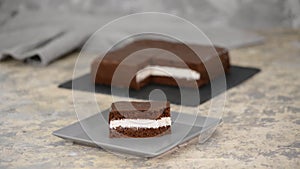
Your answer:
(109, 101), (171, 138)
(91, 39), (230, 90)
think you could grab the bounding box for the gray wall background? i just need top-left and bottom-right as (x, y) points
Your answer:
(1, 0), (300, 29)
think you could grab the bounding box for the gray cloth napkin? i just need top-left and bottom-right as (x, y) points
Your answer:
(0, 11), (106, 65)
(0, 10), (264, 66)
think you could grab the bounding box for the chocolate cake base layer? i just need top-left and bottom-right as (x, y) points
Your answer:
(110, 126), (171, 138)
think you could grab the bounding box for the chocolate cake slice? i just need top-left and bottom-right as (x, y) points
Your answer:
(91, 39), (230, 90)
(109, 101), (171, 138)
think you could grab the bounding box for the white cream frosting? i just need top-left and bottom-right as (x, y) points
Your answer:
(109, 117), (171, 129)
(136, 65), (200, 83)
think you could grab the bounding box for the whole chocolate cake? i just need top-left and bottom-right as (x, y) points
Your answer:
(109, 101), (171, 138)
(91, 39), (230, 90)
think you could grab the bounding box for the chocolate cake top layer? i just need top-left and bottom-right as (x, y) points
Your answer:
(96, 39), (228, 68)
(109, 101), (170, 121)
(111, 101), (169, 112)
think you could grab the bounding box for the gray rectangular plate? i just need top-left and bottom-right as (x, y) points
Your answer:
(53, 110), (220, 157)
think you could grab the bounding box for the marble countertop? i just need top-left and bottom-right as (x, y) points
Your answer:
(0, 29), (299, 169)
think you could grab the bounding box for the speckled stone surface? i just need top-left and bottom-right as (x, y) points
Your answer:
(0, 29), (299, 169)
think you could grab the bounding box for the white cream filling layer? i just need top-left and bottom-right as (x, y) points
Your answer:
(109, 117), (171, 129)
(136, 65), (200, 83)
